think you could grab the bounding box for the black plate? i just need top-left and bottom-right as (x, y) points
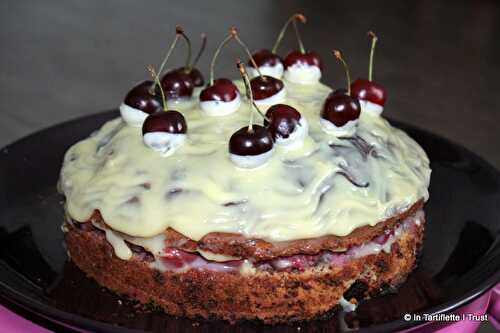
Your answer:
(0, 110), (499, 333)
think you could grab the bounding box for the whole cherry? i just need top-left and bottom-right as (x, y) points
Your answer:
(320, 50), (361, 137)
(120, 28), (183, 128)
(229, 125), (274, 158)
(228, 61), (274, 168)
(142, 110), (187, 135)
(265, 104), (308, 148)
(159, 27), (194, 100)
(231, 31), (287, 106)
(281, 14), (323, 84)
(120, 80), (163, 127)
(350, 31), (387, 116)
(247, 49), (283, 78)
(199, 28), (242, 116)
(170, 33), (207, 88)
(250, 75), (286, 106)
(141, 65), (188, 156)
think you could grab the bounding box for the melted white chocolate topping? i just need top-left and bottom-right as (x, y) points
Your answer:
(60, 80), (431, 242)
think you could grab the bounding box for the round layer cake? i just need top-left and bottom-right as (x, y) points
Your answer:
(59, 73), (431, 323)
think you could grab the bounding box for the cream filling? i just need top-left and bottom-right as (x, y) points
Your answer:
(197, 250), (241, 262)
(320, 118), (358, 137)
(249, 62), (284, 79)
(200, 93), (241, 116)
(254, 88), (287, 108)
(60, 80), (431, 242)
(360, 99), (384, 117)
(284, 64), (321, 84)
(119, 103), (148, 127)
(67, 208), (423, 275)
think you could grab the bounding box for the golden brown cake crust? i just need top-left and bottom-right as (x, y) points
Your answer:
(64, 213), (424, 324)
(82, 199), (423, 261)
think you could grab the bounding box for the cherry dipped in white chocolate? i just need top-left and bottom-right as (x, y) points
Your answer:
(142, 111), (187, 156)
(265, 104), (308, 149)
(229, 61), (274, 168)
(120, 80), (163, 127)
(200, 78), (241, 116)
(320, 50), (361, 137)
(169, 33), (208, 89)
(232, 32), (287, 107)
(247, 49), (284, 79)
(350, 31), (387, 116)
(250, 75), (286, 107)
(160, 27), (195, 101)
(281, 14), (323, 84)
(229, 125), (274, 168)
(200, 28), (241, 116)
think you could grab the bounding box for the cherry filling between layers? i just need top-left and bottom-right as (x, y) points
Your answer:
(67, 209), (423, 275)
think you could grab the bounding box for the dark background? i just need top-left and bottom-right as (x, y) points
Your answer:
(0, 0), (498, 332)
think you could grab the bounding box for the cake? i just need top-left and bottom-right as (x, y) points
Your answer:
(59, 17), (431, 324)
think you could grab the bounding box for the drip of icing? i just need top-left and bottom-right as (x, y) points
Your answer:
(339, 296), (357, 312)
(104, 228), (132, 260)
(60, 79), (431, 241)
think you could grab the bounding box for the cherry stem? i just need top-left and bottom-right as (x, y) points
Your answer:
(176, 27), (192, 72)
(156, 27), (182, 81)
(333, 50), (352, 95)
(147, 65), (167, 111)
(232, 30), (265, 79)
(191, 33), (207, 68)
(209, 29), (236, 86)
(272, 13), (307, 54)
(237, 61), (269, 130)
(368, 31), (378, 82)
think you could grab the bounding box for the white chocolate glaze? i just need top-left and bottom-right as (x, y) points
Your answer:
(249, 63), (284, 79)
(119, 103), (148, 127)
(60, 79), (431, 242)
(284, 64), (321, 84)
(254, 87), (287, 108)
(360, 100), (384, 117)
(200, 93), (241, 116)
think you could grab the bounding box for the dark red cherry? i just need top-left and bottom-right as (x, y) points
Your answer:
(250, 76), (284, 100)
(172, 67), (205, 87)
(350, 79), (387, 106)
(248, 49), (282, 68)
(321, 93), (361, 127)
(200, 78), (239, 102)
(283, 50), (323, 70)
(123, 80), (163, 114)
(264, 104), (301, 140)
(229, 125), (273, 156)
(142, 111), (187, 135)
(160, 70), (194, 99)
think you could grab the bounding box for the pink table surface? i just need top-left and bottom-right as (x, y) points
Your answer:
(1, 283), (499, 333)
